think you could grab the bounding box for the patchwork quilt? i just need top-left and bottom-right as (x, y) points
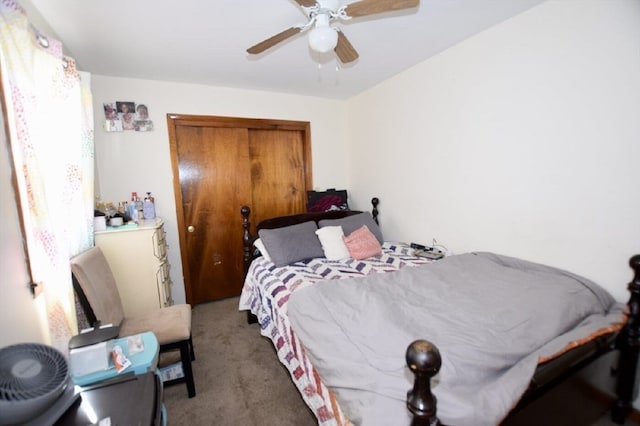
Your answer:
(238, 242), (432, 426)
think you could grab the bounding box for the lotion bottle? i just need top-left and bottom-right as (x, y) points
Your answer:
(128, 192), (139, 223)
(143, 192), (156, 220)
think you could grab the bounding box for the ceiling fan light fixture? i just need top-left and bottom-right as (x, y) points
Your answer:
(308, 26), (338, 53)
(308, 13), (337, 53)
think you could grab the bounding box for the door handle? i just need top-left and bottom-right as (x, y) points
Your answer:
(187, 225), (195, 233)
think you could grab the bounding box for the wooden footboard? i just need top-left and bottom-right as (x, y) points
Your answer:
(405, 254), (640, 425)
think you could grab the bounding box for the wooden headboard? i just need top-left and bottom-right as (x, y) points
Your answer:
(240, 197), (379, 275)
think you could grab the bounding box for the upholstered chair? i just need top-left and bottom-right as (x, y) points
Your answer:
(70, 246), (196, 397)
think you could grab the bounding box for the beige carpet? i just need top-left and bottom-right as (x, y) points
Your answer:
(162, 296), (316, 426)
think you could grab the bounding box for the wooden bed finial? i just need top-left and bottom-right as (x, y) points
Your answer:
(406, 339), (441, 426)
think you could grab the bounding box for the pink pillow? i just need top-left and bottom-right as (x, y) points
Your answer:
(343, 225), (382, 260)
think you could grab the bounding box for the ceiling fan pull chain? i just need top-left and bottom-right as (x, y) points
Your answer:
(316, 58), (323, 83)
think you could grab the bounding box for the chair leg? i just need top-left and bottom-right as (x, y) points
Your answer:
(179, 339), (196, 398)
(188, 335), (195, 362)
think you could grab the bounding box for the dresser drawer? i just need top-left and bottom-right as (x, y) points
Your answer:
(95, 218), (173, 316)
(152, 227), (167, 260)
(156, 260), (173, 307)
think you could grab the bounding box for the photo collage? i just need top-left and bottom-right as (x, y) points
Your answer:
(103, 101), (154, 132)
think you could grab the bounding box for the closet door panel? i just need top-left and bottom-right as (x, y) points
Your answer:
(174, 125), (252, 303)
(249, 129), (307, 227)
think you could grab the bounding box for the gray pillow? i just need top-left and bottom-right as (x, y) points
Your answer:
(258, 221), (324, 267)
(318, 212), (384, 244)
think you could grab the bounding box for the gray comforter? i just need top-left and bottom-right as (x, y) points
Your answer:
(287, 252), (625, 426)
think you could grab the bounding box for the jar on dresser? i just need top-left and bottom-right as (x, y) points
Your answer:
(94, 217), (173, 317)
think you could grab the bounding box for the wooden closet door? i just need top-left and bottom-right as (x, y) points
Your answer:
(168, 115), (312, 305)
(173, 125), (252, 303)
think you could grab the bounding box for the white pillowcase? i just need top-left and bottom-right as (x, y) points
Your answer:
(253, 238), (272, 262)
(315, 226), (350, 260)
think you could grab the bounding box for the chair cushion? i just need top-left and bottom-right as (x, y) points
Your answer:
(119, 304), (192, 344)
(70, 246), (125, 327)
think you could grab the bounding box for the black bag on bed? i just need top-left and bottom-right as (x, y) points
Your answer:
(306, 189), (349, 212)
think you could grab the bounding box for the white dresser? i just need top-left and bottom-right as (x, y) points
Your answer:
(94, 217), (173, 317)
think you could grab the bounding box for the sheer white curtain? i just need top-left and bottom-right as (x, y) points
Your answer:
(0, 3), (94, 352)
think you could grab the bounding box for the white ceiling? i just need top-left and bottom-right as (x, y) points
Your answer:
(24, 0), (545, 100)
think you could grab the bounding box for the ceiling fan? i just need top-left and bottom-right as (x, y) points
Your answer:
(247, 0), (420, 64)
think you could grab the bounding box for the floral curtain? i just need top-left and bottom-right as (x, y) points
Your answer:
(0, 3), (94, 352)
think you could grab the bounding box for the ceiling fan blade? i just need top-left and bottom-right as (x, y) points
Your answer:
(334, 31), (359, 63)
(345, 0), (419, 18)
(293, 0), (317, 7)
(247, 27), (303, 54)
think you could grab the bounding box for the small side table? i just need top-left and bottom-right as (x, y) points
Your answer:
(71, 331), (159, 386)
(61, 332), (165, 425)
(56, 371), (164, 425)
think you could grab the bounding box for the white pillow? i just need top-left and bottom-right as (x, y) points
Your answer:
(253, 238), (272, 262)
(315, 226), (350, 260)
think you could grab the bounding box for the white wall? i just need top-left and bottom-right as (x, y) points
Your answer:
(347, 0), (640, 303)
(0, 106), (47, 347)
(90, 76), (349, 304)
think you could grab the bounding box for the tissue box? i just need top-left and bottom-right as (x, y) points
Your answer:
(69, 341), (110, 377)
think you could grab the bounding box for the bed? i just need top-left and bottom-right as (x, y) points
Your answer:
(238, 198), (640, 426)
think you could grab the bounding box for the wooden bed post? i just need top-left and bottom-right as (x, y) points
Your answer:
(241, 205), (252, 275)
(406, 340), (442, 426)
(371, 197), (379, 224)
(240, 205), (259, 324)
(612, 255), (640, 423)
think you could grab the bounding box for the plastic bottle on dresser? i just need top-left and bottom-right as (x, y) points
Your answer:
(135, 195), (144, 222)
(128, 192), (139, 223)
(143, 192), (156, 220)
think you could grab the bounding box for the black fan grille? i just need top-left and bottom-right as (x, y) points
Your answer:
(0, 343), (69, 401)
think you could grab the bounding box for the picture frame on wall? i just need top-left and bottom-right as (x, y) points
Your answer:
(103, 101), (154, 132)
(135, 120), (154, 132)
(103, 102), (123, 132)
(115, 101), (135, 115)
